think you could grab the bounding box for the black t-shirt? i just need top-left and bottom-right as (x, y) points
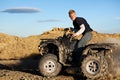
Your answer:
(73, 17), (93, 35)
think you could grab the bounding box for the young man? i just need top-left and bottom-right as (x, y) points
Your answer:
(68, 9), (93, 51)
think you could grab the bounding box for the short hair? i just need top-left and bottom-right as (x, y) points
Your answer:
(68, 9), (76, 15)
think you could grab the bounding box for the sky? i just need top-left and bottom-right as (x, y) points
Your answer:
(0, 0), (120, 37)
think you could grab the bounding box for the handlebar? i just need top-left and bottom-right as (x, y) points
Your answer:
(63, 28), (76, 42)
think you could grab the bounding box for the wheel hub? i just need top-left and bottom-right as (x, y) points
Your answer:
(44, 60), (56, 73)
(86, 60), (100, 75)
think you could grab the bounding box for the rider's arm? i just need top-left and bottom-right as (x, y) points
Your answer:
(75, 24), (85, 36)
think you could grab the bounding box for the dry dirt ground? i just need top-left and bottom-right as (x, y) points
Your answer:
(0, 59), (120, 80)
(0, 59), (85, 80)
(0, 28), (120, 80)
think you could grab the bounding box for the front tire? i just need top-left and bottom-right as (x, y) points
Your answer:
(39, 54), (62, 77)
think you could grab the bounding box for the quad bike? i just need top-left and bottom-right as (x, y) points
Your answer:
(38, 28), (119, 79)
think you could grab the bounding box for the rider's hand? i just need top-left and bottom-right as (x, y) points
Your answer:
(72, 33), (78, 37)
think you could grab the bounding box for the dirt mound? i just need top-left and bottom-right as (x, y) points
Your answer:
(89, 31), (120, 44)
(0, 33), (36, 59)
(0, 28), (120, 59)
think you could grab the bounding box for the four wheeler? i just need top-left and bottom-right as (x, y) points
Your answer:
(38, 28), (119, 79)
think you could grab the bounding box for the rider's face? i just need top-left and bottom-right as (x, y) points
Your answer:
(69, 12), (76, 21)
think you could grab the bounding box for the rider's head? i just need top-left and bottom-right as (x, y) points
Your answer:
(68, 9), (76, 21)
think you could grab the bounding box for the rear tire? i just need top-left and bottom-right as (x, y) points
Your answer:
(39, 54), (62, 77)
(81, 54), (108, 79)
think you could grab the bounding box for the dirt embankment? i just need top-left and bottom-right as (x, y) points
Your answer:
(0, 28), (120, 60)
